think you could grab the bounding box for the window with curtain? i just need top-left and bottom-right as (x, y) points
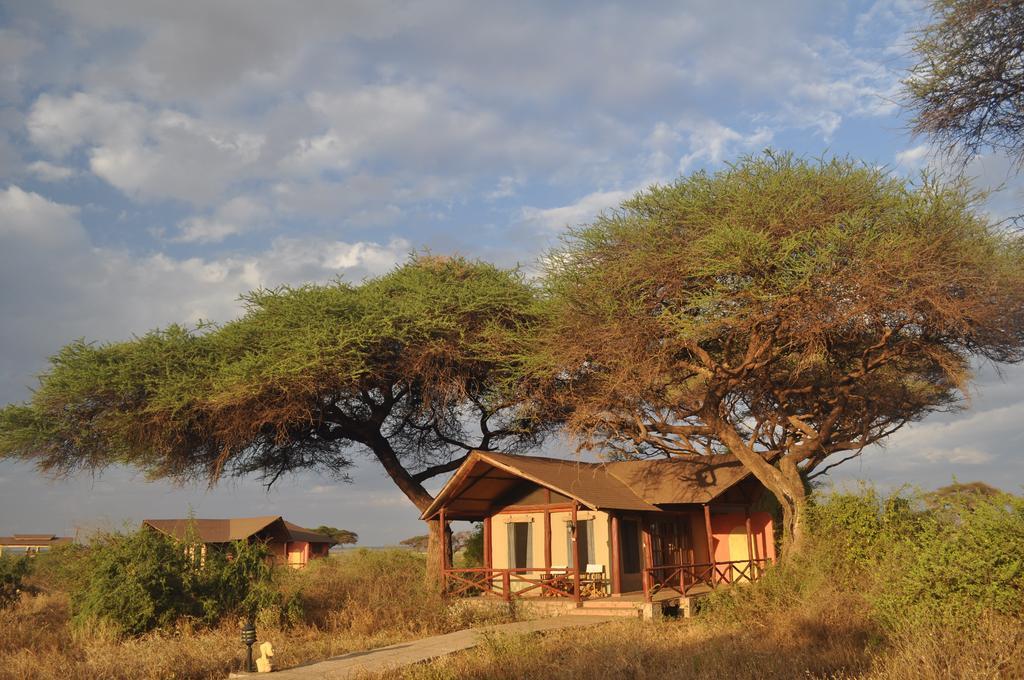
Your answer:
(566, 519), (596, 567)
(507, 521), (532, 569)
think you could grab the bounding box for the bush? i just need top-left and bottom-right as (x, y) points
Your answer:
(461, 523), (484, 567)
(872, 491), (1024, 629)
(704, 484), (1024, 636)
(70, 529), (284, 636)
(190, 539), (281, 625)
(28, 542), (90, 593)
(0, 553), (30, 609)
(72, 529), (197, 636)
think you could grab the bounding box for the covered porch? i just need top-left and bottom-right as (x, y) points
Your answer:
(423, 451), (776, 605)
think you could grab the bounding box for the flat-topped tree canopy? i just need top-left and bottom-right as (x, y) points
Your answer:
(421, 450), (762, 520)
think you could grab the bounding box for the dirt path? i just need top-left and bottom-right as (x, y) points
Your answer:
(232, 615), (615, 679)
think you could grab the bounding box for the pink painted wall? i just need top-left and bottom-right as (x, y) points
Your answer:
(709, 511), (776, 564)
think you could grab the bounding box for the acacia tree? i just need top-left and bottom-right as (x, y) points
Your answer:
(314, 526), (358, 545)
(0, 255), (545, 574)
(535, 153), (1024, 556)
(905, 0), (1024, 168)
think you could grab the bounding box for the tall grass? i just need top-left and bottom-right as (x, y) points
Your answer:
(0, 548), (511, 680)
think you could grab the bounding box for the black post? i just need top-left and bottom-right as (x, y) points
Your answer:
(241, 618), (257, 673)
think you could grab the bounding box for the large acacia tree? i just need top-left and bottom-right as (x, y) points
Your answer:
(0, 255), (546, 570)
(906, 0), (1024, 168)
(535, 153), (1024, 555)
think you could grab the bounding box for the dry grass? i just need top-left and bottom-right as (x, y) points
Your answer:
(378, 586), (877, 680)
(376, 587), (1024, 680)
(0, 590), (420, 680)
(0, 550), (513, 680)
(865, 614), (1024, 680)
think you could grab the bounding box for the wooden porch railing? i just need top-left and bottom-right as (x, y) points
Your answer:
(442, 567), (583, 601)
(643, 558), (771, 601)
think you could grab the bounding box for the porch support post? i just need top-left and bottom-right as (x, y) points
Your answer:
(439, 507), (448, 595)
(543, 507), (552, 575)
(703, 504), (716, 586)
(744, 506), (756, 578)
(571, 501), (581, 602)
(640, 516), (654, 602)
(610, 514), (622, 595)
(483, 515), (492, 569)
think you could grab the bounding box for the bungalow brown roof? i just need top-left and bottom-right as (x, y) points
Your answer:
(421, 450), (757, 519)
(604, 455), (754, 505)
(142, 516), (336, 545)
(283, 521), (332, 544)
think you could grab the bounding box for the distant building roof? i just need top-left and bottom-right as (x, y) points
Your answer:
(422, 450), (761, 519)
(0, 534), (73, 547)
(142, 516), (336, 545)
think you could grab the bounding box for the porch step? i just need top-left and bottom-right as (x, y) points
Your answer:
(579, 599), (643, 609)
(567, 605), (641, 618)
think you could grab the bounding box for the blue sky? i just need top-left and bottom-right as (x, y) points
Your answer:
(1, 0), (1022, 545)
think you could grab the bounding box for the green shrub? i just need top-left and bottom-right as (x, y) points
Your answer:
(27, 542), (90, 593)
(191, 539), (285, 625)
(807, 485), (922, 574)
(462, 523), (484, 567)
(708, 485), (1024, 637)
(873, 491), (1024, 629)
(72, 529), (197, 636)
(70, 530), (284, 636)
(0, 553), (30, 609)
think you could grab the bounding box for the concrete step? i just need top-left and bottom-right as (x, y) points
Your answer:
(567, 607), (640, 618)
(579, 599), (641, 609)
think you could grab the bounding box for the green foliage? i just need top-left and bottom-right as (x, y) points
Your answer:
(0, 255), (545, 496)
(704, 485), (1024, 634)
(314, 526), (358, 545)
(72, 529), (196, 636)
(69, 529), (283, 636)
(26, 543), (90, 594)
(190, 540), (280, 625)
(461, 523), (484, 567)
(807, 485), (922, 572)
(0, 553), (30, 609)
(873, 491), (1024, 629)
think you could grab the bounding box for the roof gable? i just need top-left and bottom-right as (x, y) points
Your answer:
(421, 451), (760, 519)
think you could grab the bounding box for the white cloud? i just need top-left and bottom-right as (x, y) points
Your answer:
(283, 84), (568, 177)
(27, 93), (265, 205)
(675, 118), (774, 172)
(173, 196), (270, 244)
(486, 175), (522, 200)
(859, 396), (1024, 476)
(0, 185), (85, 246)
(520, 188), (635, 232)
(0, 194), (410, 404)
(27, 92), (145, 156)
(894, 144), (931, 170)
(26, 160), (77, 182)
(919, 446), (993, 465)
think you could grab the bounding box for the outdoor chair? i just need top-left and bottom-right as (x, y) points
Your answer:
(583, 563), (608, 595)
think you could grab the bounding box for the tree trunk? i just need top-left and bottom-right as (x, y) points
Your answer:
(363, 433), (445, 587)
(425, 518), (444, 588)
(775, 457), (809, 559)
(706, 413), (810, 560)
